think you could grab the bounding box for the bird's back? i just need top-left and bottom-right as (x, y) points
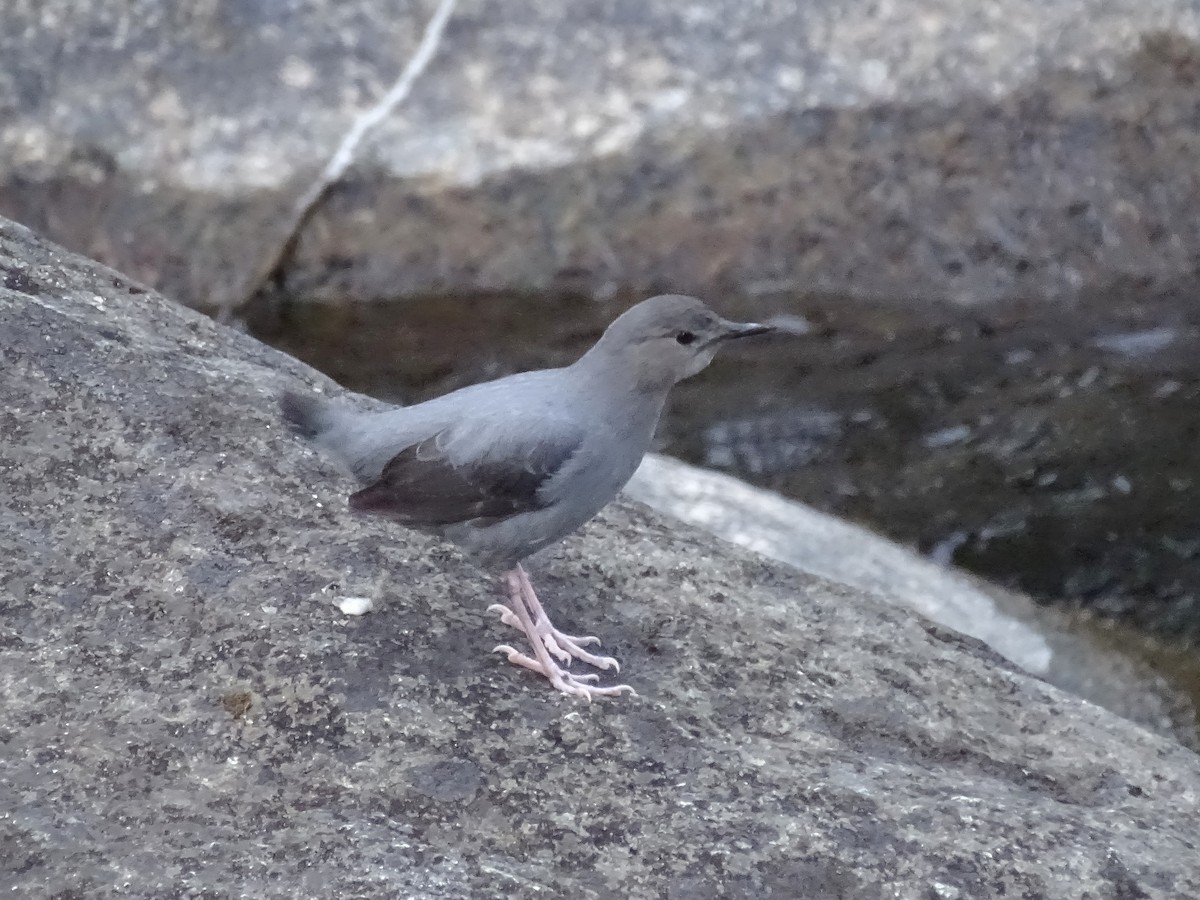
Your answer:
(284, 367), (600, 478)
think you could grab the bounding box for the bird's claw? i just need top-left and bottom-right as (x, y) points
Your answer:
(493, 645), (634, 699)
(490, 603), (616, 670)
(487, 603), (520, 629)
(493, 564), (635, 700)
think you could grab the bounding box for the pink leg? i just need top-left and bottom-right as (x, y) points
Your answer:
(487, 566), (620, 671)
(490, 566), (636, 700)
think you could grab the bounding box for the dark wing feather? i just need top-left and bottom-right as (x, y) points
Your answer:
(349, 431), (581, 526)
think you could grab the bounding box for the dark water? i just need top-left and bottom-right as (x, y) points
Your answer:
(248, 282), (1200, 710)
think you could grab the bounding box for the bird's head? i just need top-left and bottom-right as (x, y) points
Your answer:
(585, 294), (774, 391)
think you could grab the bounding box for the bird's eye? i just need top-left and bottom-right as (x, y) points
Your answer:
(675, 331), (697, 345)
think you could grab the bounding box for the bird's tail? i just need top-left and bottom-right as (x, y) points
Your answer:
(280, 389), (341, 439)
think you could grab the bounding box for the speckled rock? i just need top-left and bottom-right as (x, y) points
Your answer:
(4, 221), (1200, 898)
(3, 1), (1200, 312)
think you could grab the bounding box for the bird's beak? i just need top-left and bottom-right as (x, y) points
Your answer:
(717, 319), (776, 341)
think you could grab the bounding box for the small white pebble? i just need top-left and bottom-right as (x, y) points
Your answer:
(336, 596), (374, 616)
(1112, 475), (1132, 494)
(261, 605), (277, 615)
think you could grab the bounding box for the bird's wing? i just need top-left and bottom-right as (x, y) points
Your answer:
(348, 427), (584, 527)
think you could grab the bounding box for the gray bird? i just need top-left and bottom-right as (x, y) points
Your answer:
(281, 294), (773, 699)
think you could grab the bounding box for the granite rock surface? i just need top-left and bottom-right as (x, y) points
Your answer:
(2, 220), (1200, 897)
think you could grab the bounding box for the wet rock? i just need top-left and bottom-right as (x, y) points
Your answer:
(702, 408), (843, 475)
(5, 221), (1200, 896)
(3, 3), (1200, 312)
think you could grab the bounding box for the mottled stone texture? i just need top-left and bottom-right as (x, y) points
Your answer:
(3, 223), (1200, 896)
(2, 1), (1200, 311)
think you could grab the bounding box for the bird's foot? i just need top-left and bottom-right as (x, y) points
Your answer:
(490, 564), (636, 699)
(493, 645), (637, 700)
(487, 602), (618, 671)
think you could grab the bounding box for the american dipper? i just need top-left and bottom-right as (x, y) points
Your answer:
(281, 294), (773, 699)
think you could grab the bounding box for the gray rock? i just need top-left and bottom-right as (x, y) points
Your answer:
(4, 220), (1200, 897)
(3, 2), (1200, 311)
(627, 454), (1198, 745)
